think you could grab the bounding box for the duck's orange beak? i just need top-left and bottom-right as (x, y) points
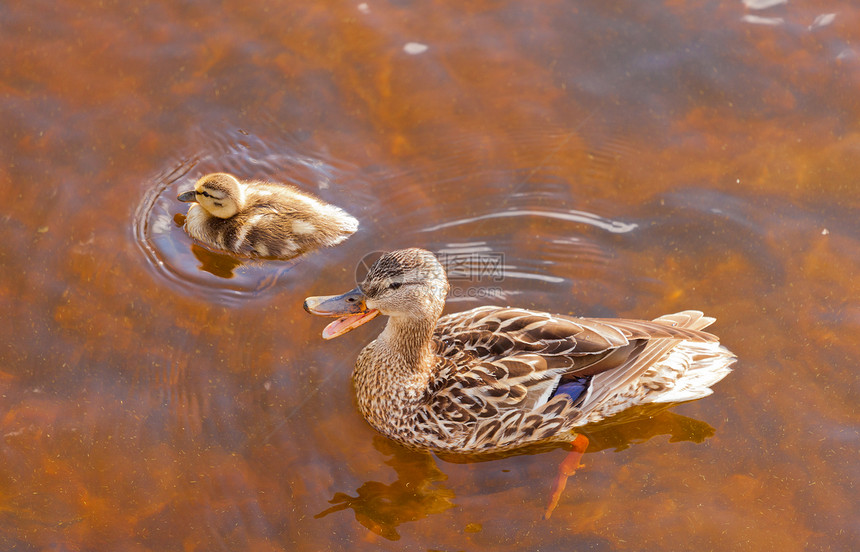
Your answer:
(303, 287), (380, 339)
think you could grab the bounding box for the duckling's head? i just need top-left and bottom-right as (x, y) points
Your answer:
(177, 173), (246, 219)
(304, 248), (450, 339)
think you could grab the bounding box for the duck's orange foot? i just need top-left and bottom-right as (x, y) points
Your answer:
(544, 434), (589, 519)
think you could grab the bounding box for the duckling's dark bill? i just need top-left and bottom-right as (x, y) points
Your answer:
(303, 289), (380, 339)
(177, 190), (197, 202)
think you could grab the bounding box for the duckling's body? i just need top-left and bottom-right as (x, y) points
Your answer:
(305, 248), (735, 455)
(177, 173), (358, 259)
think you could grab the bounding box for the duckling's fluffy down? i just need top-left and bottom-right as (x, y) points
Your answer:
(181, 176), (358, 259)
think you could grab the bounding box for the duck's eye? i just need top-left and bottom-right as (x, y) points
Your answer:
(389, 282), (402, 290)
(197, 191), (211, 198)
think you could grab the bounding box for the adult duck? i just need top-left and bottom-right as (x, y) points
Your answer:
(304, 248), (735, 516)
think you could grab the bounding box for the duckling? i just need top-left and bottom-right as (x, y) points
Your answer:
(177, 173), (358, 259)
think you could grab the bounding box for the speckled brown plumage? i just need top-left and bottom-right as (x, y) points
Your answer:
(306, 248), (735, 454)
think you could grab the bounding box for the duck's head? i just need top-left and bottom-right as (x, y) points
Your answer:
(177, 173), (246, 219)
(304, 248), (450, 339)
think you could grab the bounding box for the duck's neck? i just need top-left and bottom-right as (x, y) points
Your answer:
(377, 315), (436, 376)
(354, 314), (437, 432)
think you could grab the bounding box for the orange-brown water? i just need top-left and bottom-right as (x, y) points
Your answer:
(2, 0), (858, 550)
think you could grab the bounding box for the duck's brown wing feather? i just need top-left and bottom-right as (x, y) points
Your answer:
(435, 307), (716, 361)
(428, 308), (717, 436)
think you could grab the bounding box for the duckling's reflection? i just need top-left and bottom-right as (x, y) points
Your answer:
(189, 243), (244, 279)
(315, 436), (455, 541)
(172, 212), (243, 279)
(318, 408), (716, 538)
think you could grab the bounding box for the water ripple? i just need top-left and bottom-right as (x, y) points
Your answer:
(421, 208), (638, 234)
(133, 126), (369, 304)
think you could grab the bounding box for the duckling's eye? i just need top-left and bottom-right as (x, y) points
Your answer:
(197, 191), (212, 198)
(389, 282), (402, 290)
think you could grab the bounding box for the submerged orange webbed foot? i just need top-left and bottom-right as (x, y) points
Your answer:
(544, 434), (589, 519)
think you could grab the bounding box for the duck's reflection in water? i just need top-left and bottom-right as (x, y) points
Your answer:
(317, 408), (716, 539)
(315, 437), (455, 541)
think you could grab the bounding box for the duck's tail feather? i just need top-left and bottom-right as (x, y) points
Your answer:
(644, 340), (736, 404)
(574, 311), (735, 425)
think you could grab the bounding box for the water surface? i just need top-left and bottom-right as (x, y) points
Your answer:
(1, 1), (858, 550)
